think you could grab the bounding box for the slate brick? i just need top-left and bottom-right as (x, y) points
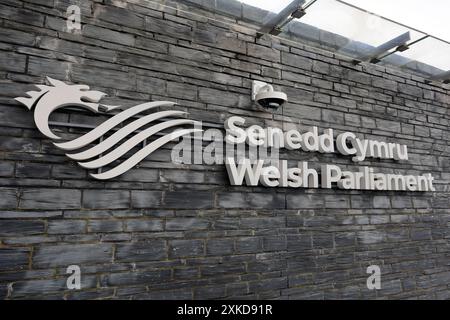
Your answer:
(27, 56), (71, 80)
(136, 76), (166, 95)
(348, 70), (371, 84)
(169, 45), (210, 63)
(131, 191), (162, 208)
(167, 81), (198, 100)
(201, 263), (246, 276)
(413, 197), (430, 208)
(197, 27), (225, 48)
(194, 285), (226, 299)
(0, 161), (14, 177)
(357, 231), (385, 244)
(284, 103), (321, 120)
(0, 248), (30, 271)
(335, 232), (355, 247)
(94, 4), (145, 30)
(16, 162), (51, 178)
(135, 37), (169, 54)
(373, 196), (391, 209)
(88, 220), (123, 233)
(166, 218), (210, 231)
(71, 65), (136, 91)
(33, 244), (113, 267)
(48, 220), (86, 235)
(51, 164), (86, 179)
(0, 52), (27, 73)
(0, 137), (40, 153)
(217, 192), (247, 208)
(376, 119), (401, 133)
(164, 191), (213, 209)
(0, 220), (45, 236)
(332, 96), (357, 109)
(248, 44), (280, 62)
(115, 241), (167, 262)
(125, 219), (164, 232)
(286, 194), (324, 209)
(20, 189), (81, 210)
(0, 188), (17, 209)
(169, 239), (204, 258)
(249, 277), (287, 293)
(198, 87), (243, 107)
(145, 16), (192, 41)
(351, 195), (373, 209)
(246, 193), (285, 209)
(312, 60), (329, 74)
(325, 195), (350, 208)
(173, 267), (199, 280)
(0, 4), (45, 27)
(281, 52), (312, 70)
(83, 190), (130, 209)
(399, 83), (422, 97)
(240, 217), (285, 229)
(236, 237), (262, 253)
(117, 168), (159, 183)
(160, 170), (205, 184)
(373, 78), (398, 91)
(11, 276), (97, 298)
(83, 25), (135, 46)
(206, 238), (234, 255)
(391, 196), (413, 209)
(0, 27), (35, 46)
(312, 233), (334, 249)
(263, 235), (287, 251)
(322, 109), (344, 124)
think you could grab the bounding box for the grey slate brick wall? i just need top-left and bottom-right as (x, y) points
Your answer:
(0, 0), (449, 300)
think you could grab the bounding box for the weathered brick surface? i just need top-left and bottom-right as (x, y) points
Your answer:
(33, 244), (113, 268)
(0, 0), (449, 300)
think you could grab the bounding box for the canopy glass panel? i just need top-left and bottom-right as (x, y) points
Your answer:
(279, 0), (449, 76)
(284, 0), (427, 62)
(392, 37), (450, 76)
(299, 0), (426, 47)
(147, 0), (450, 79)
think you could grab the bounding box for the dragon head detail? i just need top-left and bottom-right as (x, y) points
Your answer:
(15, 77), (120, 140)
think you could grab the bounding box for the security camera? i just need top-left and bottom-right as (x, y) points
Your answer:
(252, 80), (288, 110)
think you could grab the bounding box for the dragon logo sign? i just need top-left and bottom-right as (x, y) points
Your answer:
(15, 77), (200, 180)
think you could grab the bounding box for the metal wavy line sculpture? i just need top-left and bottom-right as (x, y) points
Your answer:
(15, 77), (201, 180)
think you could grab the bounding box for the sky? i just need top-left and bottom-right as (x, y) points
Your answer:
(238, 0), (450, 71)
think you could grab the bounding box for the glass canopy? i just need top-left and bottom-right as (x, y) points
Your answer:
(395, 37), (450, 76)
(296, 0), (426, 47)
(151, 0), (450, 80)
(255, 0), (450, 79)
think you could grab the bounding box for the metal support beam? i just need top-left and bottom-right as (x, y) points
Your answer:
(353, 31), (411, 64)
(426, 70), (450, 84)
(257, 0), (306, 37)
(372, 35), (429, 65)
